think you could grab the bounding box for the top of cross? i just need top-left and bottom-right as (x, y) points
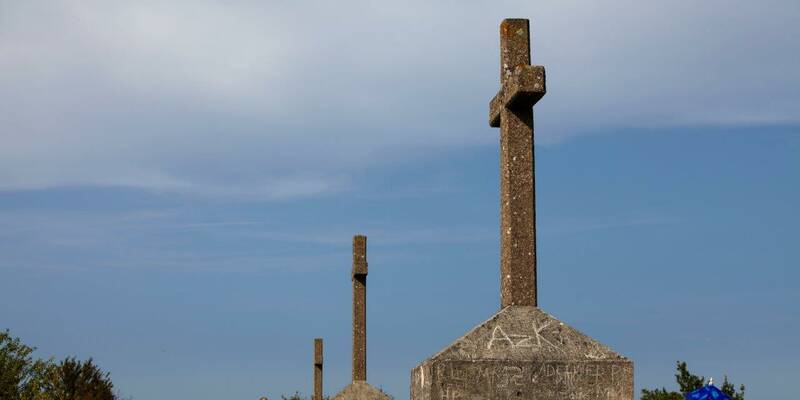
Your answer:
(490, 19), (546, 127)
(352, 235), (367, 277)
(314, 338), (323, 366)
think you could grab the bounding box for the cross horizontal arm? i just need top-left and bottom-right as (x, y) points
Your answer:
(489, 65), (546, 127)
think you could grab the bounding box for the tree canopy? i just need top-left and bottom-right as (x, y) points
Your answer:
(0, 329), (119, 400)
(641, 361), (745, 400)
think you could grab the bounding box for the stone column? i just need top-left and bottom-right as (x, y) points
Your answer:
(351, 235), (367, 381)
(314, 338), (323, 400)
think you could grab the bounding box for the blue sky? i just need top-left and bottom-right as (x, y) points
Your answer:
(1, 1), (798, 399)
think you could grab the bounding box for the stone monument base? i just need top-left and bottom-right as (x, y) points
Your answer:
(411, 306), (633, 400)
(332, 381), (391, 400)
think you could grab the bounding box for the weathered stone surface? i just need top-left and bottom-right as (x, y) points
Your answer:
(411, 307), (632, 400)
(353, 235), (368, 276)
(334, 235), (391, 400)
(332, 381), (390, 400)
(489, 65), (546, 128)
(352, 235), (367, 382)
(314, 338), (323, 400)
(410, 18), (633, 400)
(315, 338), (324, 365)
(494, 19), (541, 308)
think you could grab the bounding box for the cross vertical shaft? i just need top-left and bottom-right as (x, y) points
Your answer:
(314, 338), (323, 400)
(352, 235), (368, 381)
(489, 19), (546, 308)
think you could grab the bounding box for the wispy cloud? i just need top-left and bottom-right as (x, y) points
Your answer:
(0, 208), (494, 272)
(1, 0), (797, 196)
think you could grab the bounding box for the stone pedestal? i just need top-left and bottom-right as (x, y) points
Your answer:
(411, 306), (633, 400)
(332, 381), (390, 400)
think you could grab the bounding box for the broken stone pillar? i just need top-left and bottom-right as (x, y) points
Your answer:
(352, 235), (367, 382)
(332, 236), (391, 400)
(314, 338), (323, 400)
(410, 19), (634, 400)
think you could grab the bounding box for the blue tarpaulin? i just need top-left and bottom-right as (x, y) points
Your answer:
(684, 385), (731, 400)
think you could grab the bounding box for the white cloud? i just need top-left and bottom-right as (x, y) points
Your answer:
(0, 0), (797, 197)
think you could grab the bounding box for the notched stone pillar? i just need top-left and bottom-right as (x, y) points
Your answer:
(333, 235), (390, 400)
(314, 338), (323, 400)
(352, 235), (367, 382)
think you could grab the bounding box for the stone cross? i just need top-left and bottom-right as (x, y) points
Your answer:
(410, 20), (632, 400)
(351, 235), (368, 382)
(332, 235), (390, 400)
(313, 338), (323, 400)
(489, 19), (546, 308)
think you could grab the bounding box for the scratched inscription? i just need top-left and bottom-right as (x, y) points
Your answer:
(430, 360), (632, 400)
(486, 320), (564, 354)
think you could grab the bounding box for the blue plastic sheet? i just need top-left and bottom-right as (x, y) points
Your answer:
(684, 385), (731, 400)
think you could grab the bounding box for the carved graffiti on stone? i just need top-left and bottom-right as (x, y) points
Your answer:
(486, 320), (564, 354)
(531, 320), (562, 352)
(429, 361), (632, 400)
(487, 326), (532, 349)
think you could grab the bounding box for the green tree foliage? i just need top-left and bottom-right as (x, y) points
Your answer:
(281, 392), (306, 400)
(0, 329), (51, 400)
(1, 328), (33, 399)
(642, 361), (745, 400)
(0, 329), (119, 400)
(39, 357), (116, 400)
(717, 376), (745, 400)
(640, 387), (683, 400)
(674, 361), (706, 392)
